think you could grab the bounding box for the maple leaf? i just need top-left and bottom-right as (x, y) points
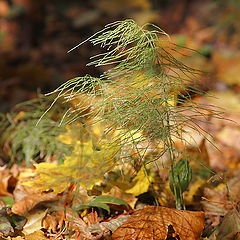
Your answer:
(24, 122), (121, 193)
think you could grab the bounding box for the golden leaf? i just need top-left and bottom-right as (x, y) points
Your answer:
(24, 121), (120, 193)
(125, 167), (153, 196)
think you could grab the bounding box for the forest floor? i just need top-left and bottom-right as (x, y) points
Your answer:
(0, 0), (240, 239)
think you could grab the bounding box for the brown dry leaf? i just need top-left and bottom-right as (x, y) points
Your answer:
(13, 181), (39, 204)
(64, 207), (97, 239)
(42, 213), (58, 233)
(202, 174), (240, 217)
(0, 166), (12, 196)
(12, 192), (60, 216)
(0, 165), (18, 197)
(202, 189), (229, 216)
(112, 206), (204, 240)
(202, 184), (233, 216)
(217, 209), (240, 240)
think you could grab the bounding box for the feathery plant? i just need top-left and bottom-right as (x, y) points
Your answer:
(0, 96), (72, 167)
(48, 19), (216, 209)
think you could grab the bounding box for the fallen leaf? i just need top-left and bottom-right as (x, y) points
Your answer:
(202, 174), (240, 216)
(24, 122), (120, 193)
(110, 167), (153, 197)
(201, 187), (230, 216)
(217, 209), (240, 240)
(112, 206), (204, 240)
(22, 210), (48, 235)
(0, 213), (14, 236)
(0, 165), (14, 196)
(125, 167), (153, 196)
(184, 177), (206, 205)
(12, 192), (59, 216)
(13, 180), (40, 204)
(24, 229), (49, 240)
(187, 138), (210, 173)
(42, 213), (58, 233)
(101, 215), (130, 233)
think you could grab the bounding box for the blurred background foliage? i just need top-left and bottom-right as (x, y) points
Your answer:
(0, 0), (239, 112)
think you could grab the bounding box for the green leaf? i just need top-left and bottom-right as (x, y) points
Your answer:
(169, 158), (192, 196)
(76, 195), (129, 214)
(77, 202), (110, 213)
(1, 196), (14, 208)
(89, 195), (128, 207)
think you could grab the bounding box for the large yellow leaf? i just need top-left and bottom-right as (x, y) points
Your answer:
(25, 122), (120, 193)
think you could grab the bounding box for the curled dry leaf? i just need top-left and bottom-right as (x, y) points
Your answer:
(0, 165), (19, 197)
(112, 206), (204, 240)
(42, 213), (58, 233)
(12, 192), (60, 216)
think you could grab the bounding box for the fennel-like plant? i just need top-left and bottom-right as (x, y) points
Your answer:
(49, 19), (217, 209)
(0, 96), (72, 166)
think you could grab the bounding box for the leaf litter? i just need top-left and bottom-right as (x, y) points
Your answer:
(0, 11), (240, 240)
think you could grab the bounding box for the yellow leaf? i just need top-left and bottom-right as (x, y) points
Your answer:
(184, 177), (206, 204)
(215, 183), (226, 191)
(25, 230), (49, 240)
(23, 162), (71, 193)
(11, 237), (25, 240)
(125, 167), (153, 196)
(18, 168), (36, 181)
(26, 121), (121, 193)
